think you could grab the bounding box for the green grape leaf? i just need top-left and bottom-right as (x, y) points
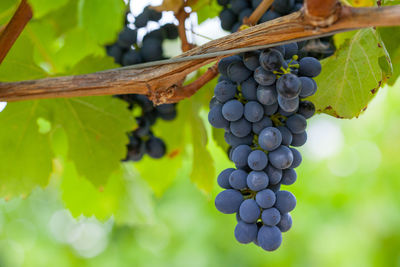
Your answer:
(190, 104), (215, 194)
(190, 0), (221, 24)
(0, 34), (47, 82)
(78, 0), (125, 44)
(0, 101), (53, 198)
(378, 26), (400, 85)
(28, 0), (69, 18)
(49, 96), (134, 186)
(309, 28), (392, 119)
(134, 105), (186, 197)
(60, 162), (155, 225)
(0, 0), (18, 25)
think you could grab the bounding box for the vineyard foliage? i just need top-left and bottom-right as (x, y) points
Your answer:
(0, 0), (399, 225)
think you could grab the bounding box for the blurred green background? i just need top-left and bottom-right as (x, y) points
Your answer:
(0, 80), (399, 267)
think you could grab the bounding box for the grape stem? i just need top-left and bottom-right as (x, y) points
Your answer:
(1, 2), (400, 103)
(175, 8), (194, 53)
(243, 0), (274, 26)
(0, 0), (32, 64)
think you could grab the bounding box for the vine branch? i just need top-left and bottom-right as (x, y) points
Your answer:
(1, 3), (400, 103)
(0, 0), (32, 64)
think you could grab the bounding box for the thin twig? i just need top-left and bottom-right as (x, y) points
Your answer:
(176, 8), (193, 52)
(244, 0), (274, 26)
(0, 0), (32, 64)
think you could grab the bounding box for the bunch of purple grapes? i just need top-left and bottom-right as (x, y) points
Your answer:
(217, 0), (335, 59)
(209, 42), (321, 251)
(106, 6), (179, 161)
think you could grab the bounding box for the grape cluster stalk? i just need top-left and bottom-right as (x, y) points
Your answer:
(209, 42), (321, 251)
(218, 0), (335, 59)
(106, 5), (179, 161)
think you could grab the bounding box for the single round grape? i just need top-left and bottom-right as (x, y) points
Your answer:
(215, 189), (244, 214)
(224, 132), (254, 147)
(260, 49), (286, 72)
(268, 183), (281, 193)
(141, 38), (163, 62)
(217, 168), (235, 189)
(122, 50), (142, 66)
(264, 102), (279, 116)
(283, 42), (298, 59)
(254, 67), (276, 86)
(276, 126), (293, 146)
(275, 190), (296, 213)
(239, 8), (253, 23)
(222, 100), (243, 121)
(273, 0), (295, 15)
(229, 169), (248, 190)
(208, 105), (229, 129)
(239, 199), (261, 223)
(161, 23), (179, 40)
(261, 208), (281, 226)
(227, 61), (252, 83)
(209, 97), (221, 109)
(278, 95), (299, 113)
(219, 8), (236, 31)
(232, 145), (252, 168)
(241, 77), (258, 101)
(291, 131), (307, 147)
(218, 55), (242, 77)
(106, 44), (123, 64)
(286, 114), (307, 134)
(217, 0), (229, 5)
(298, 101), (315, 119)
(214, 80), (237, 103)
(281, 169), (297, 185)
(248, 150), (268, 171)
(265, 165), (282, 185)
(231, 0), (250, 14)
(277, 213), (293, 232)
(134, 12), (150, 28)
(146, 137), (166, 159)
(271, 45), (286, 56)
(276, 73), (302, 99)
(278, 106), (297, 117)
(299, 77), (317, 98)
(252, 117), (273, 135)
(257, 226), (282, 251)
(243, 51), (260, 71)
(230, 118), (252, 138)
(247, 171), (269, 191)
(244, 101), (264, 123)
(258, 127), (282, 151)
(234, 221), (258, 244)
(299, 57), (322, 77)
(255, 189), (276, 209)
(268, 145), (294, 169)
(126, 136), (145, 161)
(260, 10), (280, 22)
(257, 85), (277, 105)
(117, 26), (137, 48)
(289, 147), (302, 168)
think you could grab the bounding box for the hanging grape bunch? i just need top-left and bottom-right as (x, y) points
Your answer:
(209, 42), (321, 251)
(218, 0), (335, 59)
(106, 5), (179, 161)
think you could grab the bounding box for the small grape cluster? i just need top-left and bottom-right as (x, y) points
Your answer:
(217, 0), (335, 59)
(106, 6), (179, 66)
(117, 94), (177, 161)
(209, 42), (321, 251)
(106, 6), (179, 161)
